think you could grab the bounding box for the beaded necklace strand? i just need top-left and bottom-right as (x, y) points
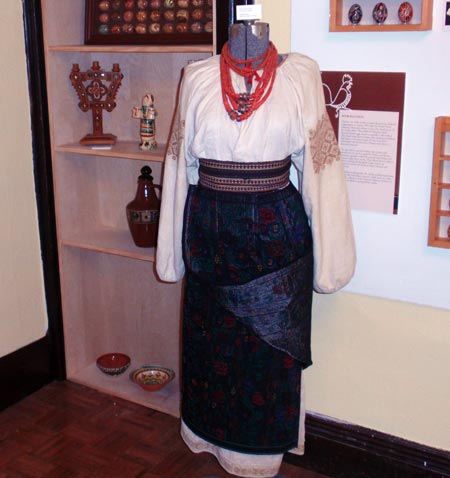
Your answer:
(220, 41), (278, 122)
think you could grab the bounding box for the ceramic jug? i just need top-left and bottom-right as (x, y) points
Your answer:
(126, 166), (161, 248)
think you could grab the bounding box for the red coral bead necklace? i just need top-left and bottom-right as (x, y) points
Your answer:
(220, 41), (278, 122)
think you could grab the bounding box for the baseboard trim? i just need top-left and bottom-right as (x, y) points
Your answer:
(0, 336), (52, 411)
(285, 413), (449, 478)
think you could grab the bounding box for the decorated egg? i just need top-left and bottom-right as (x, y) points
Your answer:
(192, 0), (204, 6)
(205, 8), (213, 20)
(192, 8), (203, 20)
(398, 2), (413, 23)
(372, 2), (388, 24)
(136, 10), (148, 22)
(98, 24), (110, 34)
(150, 10), (161, 21)
(124, 1), (135, 8)
(122, 23), (135, 33)
(163, 0), (174, 8)
(137, 0), (149, 8)
(150, 0), (162, 7)
(348, 4), (363, 24)
(178, 0), (188, 7)
(164, 9), (175, 20)
(111, 25), (121, 34)
(149, 23), (161, 33)
(99, 13), (110, 23)
(205, 21), (213, 33)
(123, 10), (134, 22)
(111, 12), (121, 21)
(191, 21), (203, 33)
(112, 0), (121, 9)
(162, 23), (175, 33)
(176, 9), (189, 22)
(136, 23), (147, 34)
(176, 23), (188, 33)
(98, 1), (110, 11)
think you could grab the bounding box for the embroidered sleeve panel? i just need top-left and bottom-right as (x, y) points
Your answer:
(308, 113), (340, 174)
(167, 118), (185, 161)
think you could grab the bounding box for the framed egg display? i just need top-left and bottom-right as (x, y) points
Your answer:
(329, 0), (434, 31)
(85, 0), (213, 45)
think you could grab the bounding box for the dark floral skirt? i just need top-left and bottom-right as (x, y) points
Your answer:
(181, 183), (313, 454)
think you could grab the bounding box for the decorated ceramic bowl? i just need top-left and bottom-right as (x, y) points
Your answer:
(96, 353), (131, 376)
(130, 366), (175, 392)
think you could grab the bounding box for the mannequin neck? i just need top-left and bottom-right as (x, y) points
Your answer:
(228, 22), (270, 61)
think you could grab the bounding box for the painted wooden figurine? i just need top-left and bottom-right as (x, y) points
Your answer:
(132, 93), (158, 150)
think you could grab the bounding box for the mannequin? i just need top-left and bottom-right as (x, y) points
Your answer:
(156, 17), (356, 478)
(229, 22), (270, 60)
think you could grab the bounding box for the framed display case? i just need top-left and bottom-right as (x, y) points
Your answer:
(329, 0), (434, 31)
(428, 117), (450, 249)
(85, 0), (213, 45)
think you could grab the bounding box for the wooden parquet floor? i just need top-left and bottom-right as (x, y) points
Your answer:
(0, 382), (330, 478)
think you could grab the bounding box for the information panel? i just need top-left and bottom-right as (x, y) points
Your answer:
(321, 71), (405, 214)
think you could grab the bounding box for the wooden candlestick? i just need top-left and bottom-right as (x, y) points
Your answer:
(69, 61), (123, 145)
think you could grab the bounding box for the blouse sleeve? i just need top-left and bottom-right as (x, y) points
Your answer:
(156, 72), (190, 283)
(289, 54), (356, 293)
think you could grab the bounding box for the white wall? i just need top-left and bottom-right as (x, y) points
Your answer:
(0, 4), (48, 357)
(256, 0), (450, 452)
(292, 1), (450, 310)
(288, 1), (450, 451)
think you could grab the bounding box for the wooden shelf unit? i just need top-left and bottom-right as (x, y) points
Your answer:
(428, 117), (450, 249)
(330, 0), (433, 32)
(41, 0), (216, 416)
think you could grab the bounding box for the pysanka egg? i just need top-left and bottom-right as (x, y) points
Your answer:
(98, 1), (110, 11)
(348, 4), (363, 25)
(372, 2), (388, 24)
(149, 23), (161, 33)
(398, 2), (413, 23)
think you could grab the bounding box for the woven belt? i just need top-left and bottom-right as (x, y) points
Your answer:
(198, 157), (291, 193)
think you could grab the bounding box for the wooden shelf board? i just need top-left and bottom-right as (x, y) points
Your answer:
(330, 23), (430, 32)
(437, 210), (450, 217)
(55, 141), (166, 162)
(438, 183), (450, 190)
(437, 155), (450, 162)
(428, 237), (450, 248)
(61, 228), (156, 262)
(69, 362), (180, 418)
(49, 44), (214, 53)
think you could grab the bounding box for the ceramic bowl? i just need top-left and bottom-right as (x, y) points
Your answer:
(130, 366), (175, 392)
(96, 353), (131, 376)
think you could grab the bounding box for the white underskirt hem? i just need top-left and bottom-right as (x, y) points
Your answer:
(181, 421), (284, 478)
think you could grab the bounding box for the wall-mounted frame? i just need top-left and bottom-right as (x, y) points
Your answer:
(329, 0), (434, 31)
(85, 0), (213, 45)
(444, 0), (450, 30)
(428, 117), (450, 249)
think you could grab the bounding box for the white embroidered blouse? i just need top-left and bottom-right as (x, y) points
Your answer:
(156, 52), (356, 293)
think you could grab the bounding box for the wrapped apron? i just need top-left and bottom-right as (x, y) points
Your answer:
(181, 158), (313, 454)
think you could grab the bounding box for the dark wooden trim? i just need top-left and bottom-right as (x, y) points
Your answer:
(21, 0), (66, 380)
(216, 1), (232, 53)
(0, 337), (53, 411)
(285, 413), (450, 478)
